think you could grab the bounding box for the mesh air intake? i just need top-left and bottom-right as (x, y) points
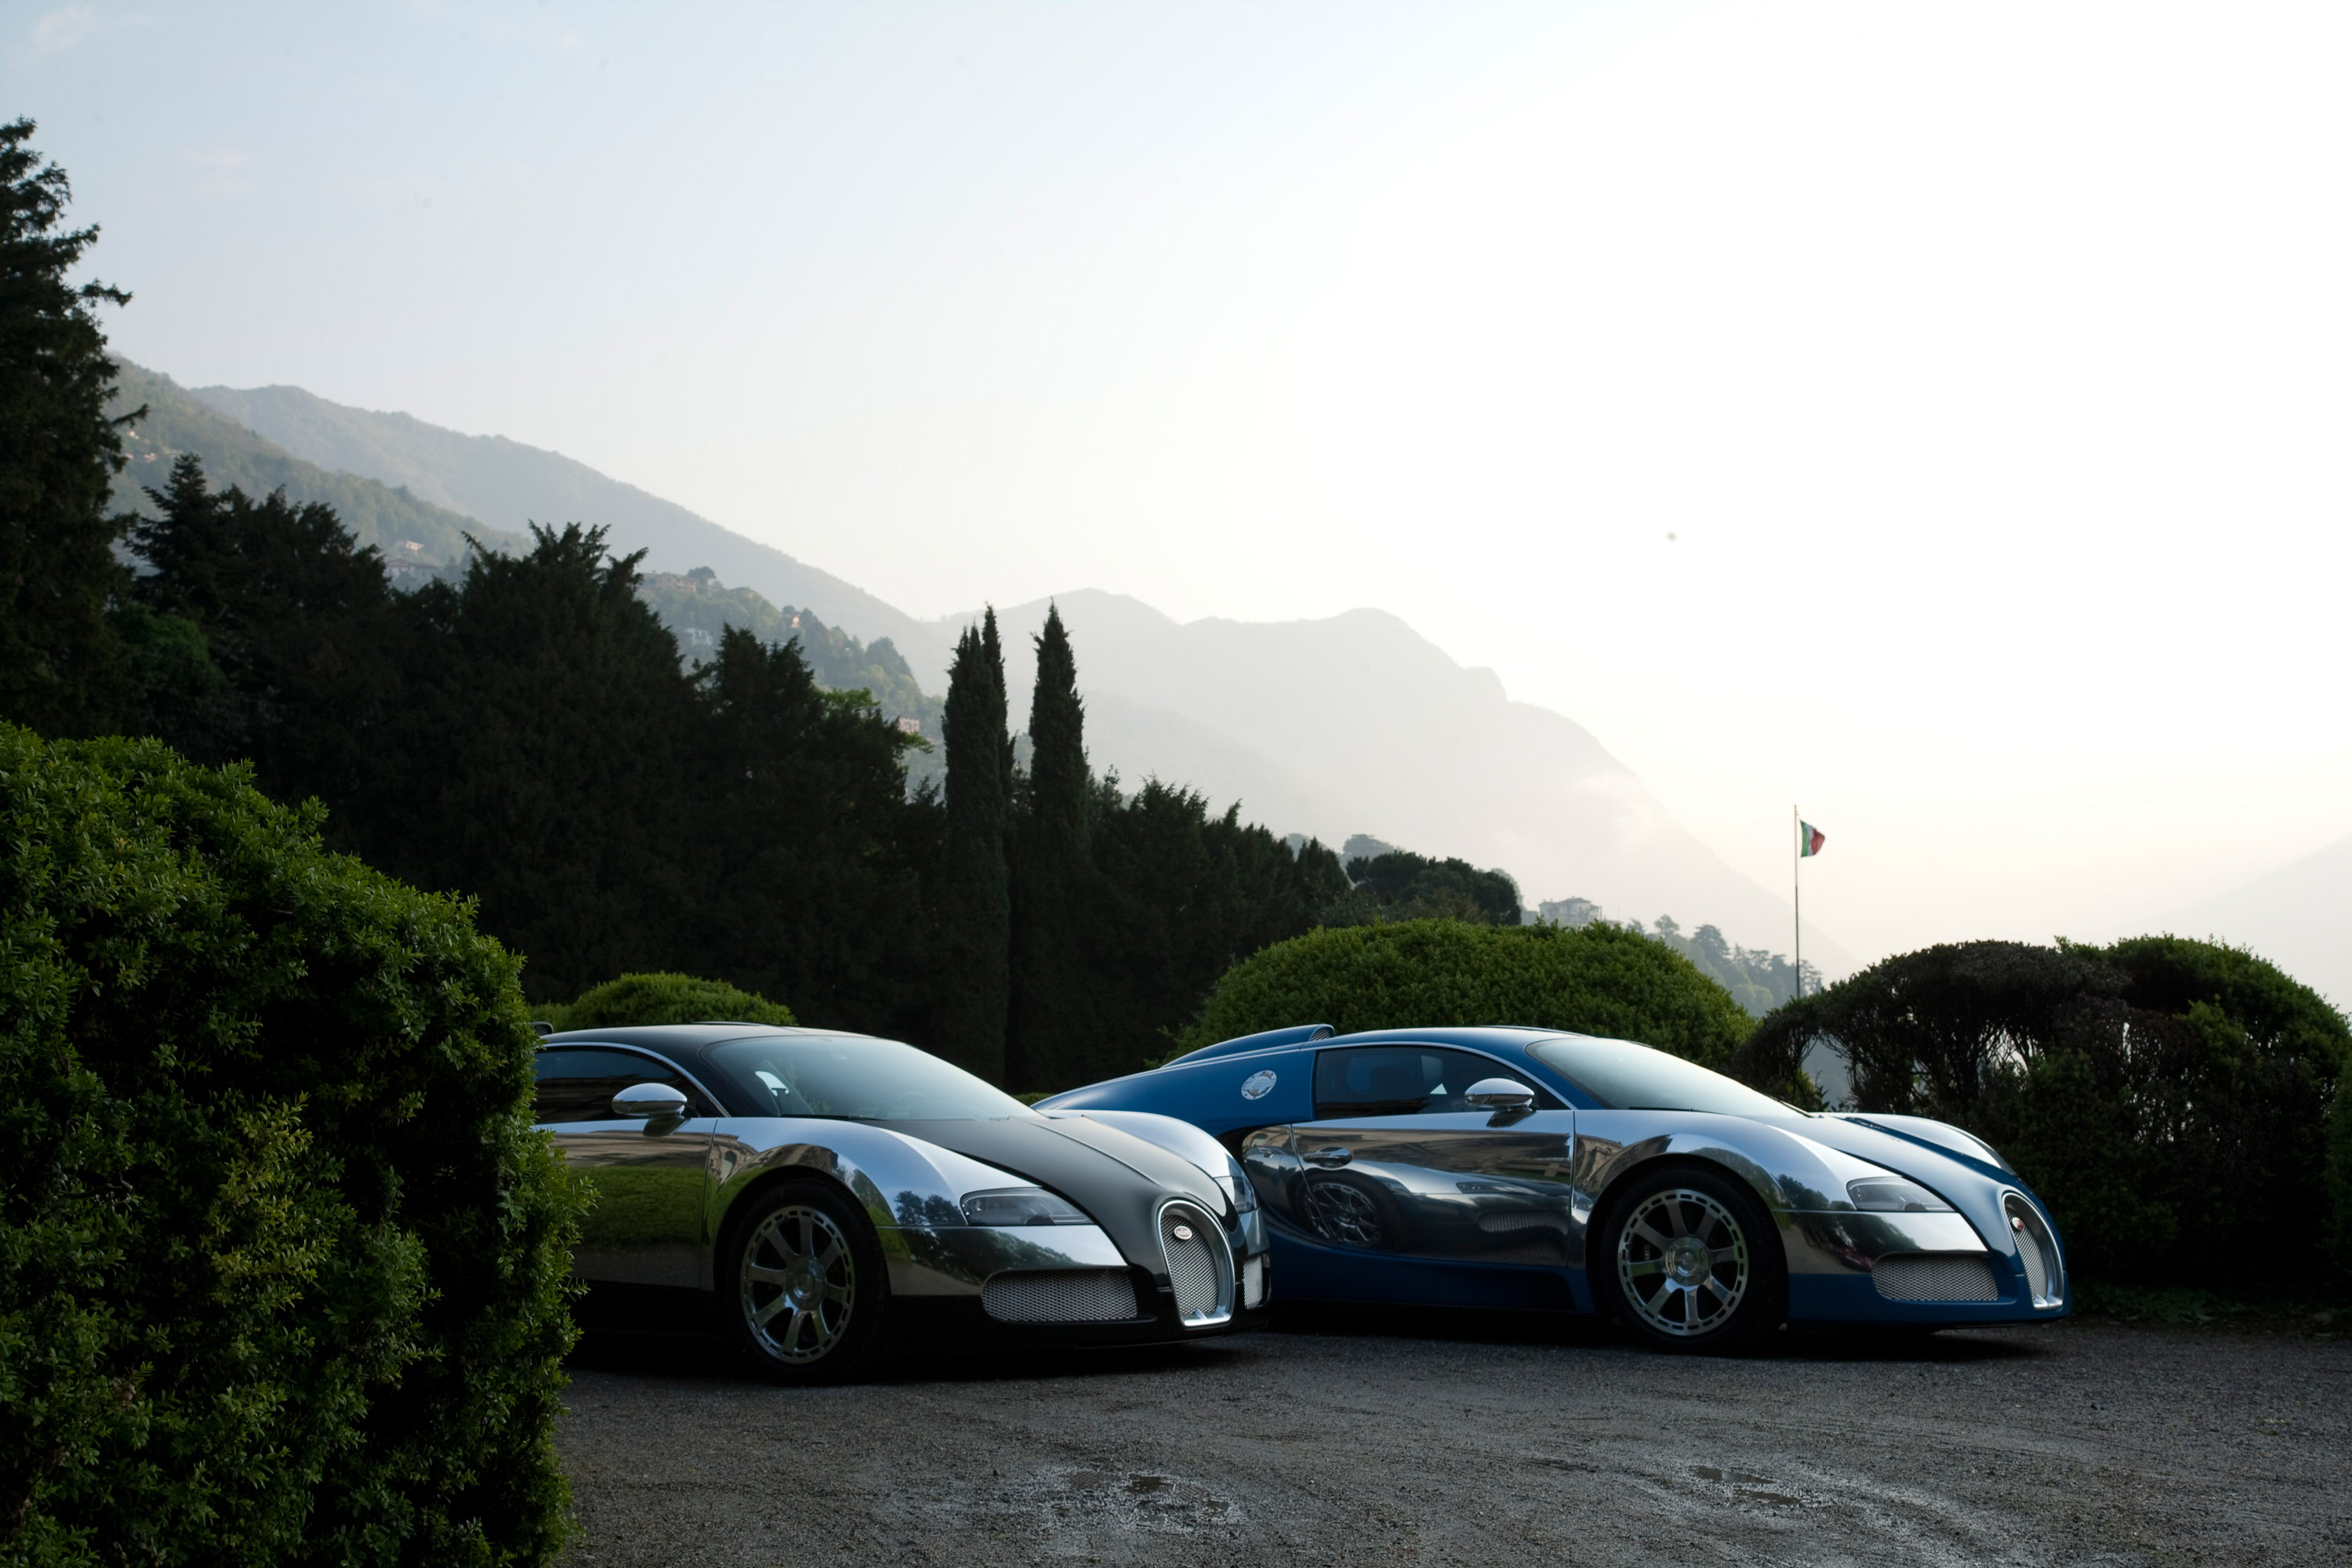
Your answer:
(2004, 1193), (2065, 1306)
(1159, 1202), (1232, 1325)
(1874, 1253), (2000, 1302)
(981, 1269), (1139, 1323)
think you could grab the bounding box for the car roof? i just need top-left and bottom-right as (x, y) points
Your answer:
(539, 1023), (871, 1052)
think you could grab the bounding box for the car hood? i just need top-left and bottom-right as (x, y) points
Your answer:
(883, 1114), (1228, 1276)
(1757, 1110), (2052, 1258)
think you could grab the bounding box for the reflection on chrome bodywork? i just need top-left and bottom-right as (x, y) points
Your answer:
(1257, 1112), (1581, 1267)
(547, 1116), (716, 1288)
(688, 1117), (1272, 1311)
(1568, 1110), (2020, 1287)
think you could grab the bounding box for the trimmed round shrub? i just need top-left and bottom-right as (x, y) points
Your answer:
(1734, 936), (2352, 1292)
(547, 971), (796, 1033)
(0, 724), (585, 1566)
(1178, 919), (1754, 1067)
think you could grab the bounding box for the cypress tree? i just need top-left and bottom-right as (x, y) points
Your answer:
(1008, 603), (1105, 1090)
(0, 119), (136, 735)
(931, 608), (1013, 1079)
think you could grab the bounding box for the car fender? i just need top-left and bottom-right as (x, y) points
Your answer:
(1572, 1111), (1994, 1278)
(706, 1118), (1129, 1297)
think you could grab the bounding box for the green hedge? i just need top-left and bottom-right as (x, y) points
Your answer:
(544, 971), (794, 1033)
(1735, 936), (2352, 1292)
(1178, 919), (1754, 1067)
(0, 724), (586, 1566)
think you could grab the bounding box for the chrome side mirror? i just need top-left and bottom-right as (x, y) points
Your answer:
(1465, 1077), (1537, 1111)
(612, 1082), (690, 1121)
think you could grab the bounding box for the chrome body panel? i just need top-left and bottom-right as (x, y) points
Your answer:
(542, 1110), (1269, 1312)
(707, 1116), (1124, 1296)
(1060, 1025), (2071, 1326)
(1263, 1112), (1579, 1267)
(545, 1116), (716, 1288)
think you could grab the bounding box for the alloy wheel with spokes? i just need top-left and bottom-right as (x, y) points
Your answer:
(742, 1204), (856, 1361)
(723, 1181), (886, 1383)
(1600, 1166), (1783, 1354)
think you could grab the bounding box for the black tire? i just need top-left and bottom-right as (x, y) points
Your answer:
(719, 1178), (889, 1384)
(1595, 1164), (1784, 1356)
(1301, 1171), (1410, 1251)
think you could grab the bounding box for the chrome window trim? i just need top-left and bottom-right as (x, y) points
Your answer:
(533, 1040), (728, 1120)
(1307, 1042), (1570, 1120)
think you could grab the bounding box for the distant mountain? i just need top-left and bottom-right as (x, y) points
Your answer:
(184, 379), (953, 676)
(947, 591), (1852, 969)
(106, 361), (518, 566)
(2158, 832), (2352, 1007)
(147, 367), (1846, 966)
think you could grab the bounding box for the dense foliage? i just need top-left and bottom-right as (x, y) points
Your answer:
(544, 972), (795, 1033)
(0, 723), (583, 1566)
(1735, 937), (2352, 1288)
(1624, 916), (1817, 1016)
(0, 120), (134, 735)
(980, 606), (1351, 1091)
(1179, 920), (1755, 1067)
(1323, 847), (1523, 926)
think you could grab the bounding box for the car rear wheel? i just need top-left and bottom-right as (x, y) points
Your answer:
(1598, 1165), (1783, 1355)
(721, 1179), (887, 1384)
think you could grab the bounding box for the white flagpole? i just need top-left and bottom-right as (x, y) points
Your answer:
(1792, 804), (1802, 1000)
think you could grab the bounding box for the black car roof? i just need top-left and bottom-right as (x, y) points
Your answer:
(539, 1023), (866, 1053)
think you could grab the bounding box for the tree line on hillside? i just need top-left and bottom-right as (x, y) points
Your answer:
(60, 447), (1358, 1085)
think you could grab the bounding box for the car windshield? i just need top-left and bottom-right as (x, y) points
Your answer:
(1528, 1036), (1791, 1116)
(706, 1035), (1030, 1121)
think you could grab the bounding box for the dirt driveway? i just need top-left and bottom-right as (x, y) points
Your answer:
(555, 1310), (2350, 1566)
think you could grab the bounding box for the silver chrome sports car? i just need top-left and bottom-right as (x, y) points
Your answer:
(1038, 1024), (2070, 1353)
(533, 1024), (1269, 1381)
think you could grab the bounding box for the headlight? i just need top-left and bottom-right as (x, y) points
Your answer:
(1222, 1158), (1259, 1215)
(1846, 1177), (1955, 1213)
(960, 1187), (1091, 1226)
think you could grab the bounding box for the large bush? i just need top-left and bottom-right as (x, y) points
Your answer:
(1178, 919), (1755, 1067)
(546, 971), (796, 1033)
(1735, 937), (2352, 1290)
(0, 724), (584, 1566)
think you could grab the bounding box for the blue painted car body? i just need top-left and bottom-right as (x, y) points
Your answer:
(1037, 1025), (2071, 1332)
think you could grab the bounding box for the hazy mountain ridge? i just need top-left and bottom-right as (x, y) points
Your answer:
(953, 591), (1855, 967)
(105, 360), (521, 564)
(159, 368), (1852, 967)
(184, 379), (953, 674)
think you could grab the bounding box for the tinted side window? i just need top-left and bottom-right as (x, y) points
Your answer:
(1312, 1045), (1560, 1120)
(532, 1048), (707, 1123)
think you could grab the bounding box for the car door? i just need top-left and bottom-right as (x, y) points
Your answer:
(1276, 1044), (1577, 1269)
(533, 1045), (721, 1288)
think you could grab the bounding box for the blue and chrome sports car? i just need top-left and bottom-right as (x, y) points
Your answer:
(1037, 1024), (2067, 1353)
(535, 1025), (1269, 1381)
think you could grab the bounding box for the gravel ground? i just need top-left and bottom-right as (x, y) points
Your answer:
(555, 1308), (2351, 1567)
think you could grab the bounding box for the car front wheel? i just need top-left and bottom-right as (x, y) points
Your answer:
(721, 1179), (887, 1384)
(1597, 1165), (1783, 1355)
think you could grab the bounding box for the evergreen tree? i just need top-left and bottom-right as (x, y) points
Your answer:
(931, 608), (1012, 1079)
(1008, 603), (1108, 1089)
(355, 523), (700, 1001)
(0, 120), (135, 735)
(691, 622), (932, 1036)
(127, 454), (399, 802)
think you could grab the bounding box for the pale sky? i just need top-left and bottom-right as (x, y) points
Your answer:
(14, 1), (2352, 971)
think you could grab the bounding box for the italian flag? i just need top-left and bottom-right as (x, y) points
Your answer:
(1799, 821), (1826, 858)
